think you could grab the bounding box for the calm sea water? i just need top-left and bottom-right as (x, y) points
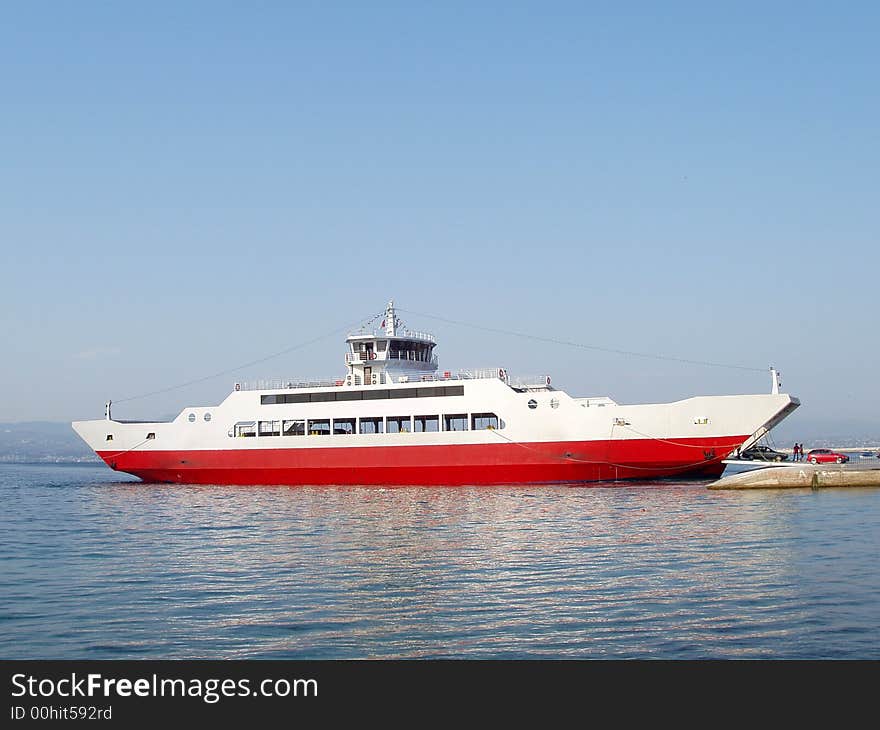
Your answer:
(1, 463), (878, 659)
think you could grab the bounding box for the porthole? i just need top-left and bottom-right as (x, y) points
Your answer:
(188, 413), (196, 423)
(204, 413), (212, 422)
(528, 399), (538, 409)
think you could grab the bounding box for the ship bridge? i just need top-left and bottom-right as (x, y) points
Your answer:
(344, 301), (438, 386)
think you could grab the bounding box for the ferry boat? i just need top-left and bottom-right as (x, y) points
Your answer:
(72, 301), (800, 486)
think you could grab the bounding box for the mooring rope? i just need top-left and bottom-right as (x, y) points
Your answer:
(485, 424), (727, 474)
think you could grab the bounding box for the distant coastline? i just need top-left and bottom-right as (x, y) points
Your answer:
(0, 458), (101, 465)
(0, 422), (98, 463)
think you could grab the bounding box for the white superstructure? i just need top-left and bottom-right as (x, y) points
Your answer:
(72, 301), (800, 486)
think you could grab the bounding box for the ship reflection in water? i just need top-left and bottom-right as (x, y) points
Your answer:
(2, 464), (878, 659)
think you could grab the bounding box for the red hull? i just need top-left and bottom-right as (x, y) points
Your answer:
(98, 435), (744, 486)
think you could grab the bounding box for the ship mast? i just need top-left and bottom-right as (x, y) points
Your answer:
(384, 300), (397, 337)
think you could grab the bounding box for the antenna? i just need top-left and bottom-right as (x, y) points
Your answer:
(385, 300), (397, 337)
(770, 367), (782, 394)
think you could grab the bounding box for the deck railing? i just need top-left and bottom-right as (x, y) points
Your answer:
(345, 352), (439, 366)
(233, 369), (554, 392)
(347, 328), (436, 344)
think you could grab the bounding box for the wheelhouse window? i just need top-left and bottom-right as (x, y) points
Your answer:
(472, 413), (501, 430)
(308, 419), (331, 435)
(259, 420), (280, 436)
(333, 418), (356, 435)
(232, 421), (256, 437)
(146, 432), (156, 440)
(359, 417), (384, 434)
(283, 419), (305, 436)
(414, 415), (440, 432)
(444, 414), (468, 431)
(387, 416), (411, 433)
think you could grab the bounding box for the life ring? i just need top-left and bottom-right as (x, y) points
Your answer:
(370, 352), (376, 360)
(545, 376), (551, 386)
(234, 383), (241, 392)
(498, 368), (505, 379)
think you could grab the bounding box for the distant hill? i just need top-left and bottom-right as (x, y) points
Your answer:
(773, 417), (880, 449)
(0, 422), (98, 463)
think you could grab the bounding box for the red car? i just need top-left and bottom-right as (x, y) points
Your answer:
(805, 449), (850, 464)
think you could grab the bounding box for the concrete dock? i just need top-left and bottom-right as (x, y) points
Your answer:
(708, 463), (880, 490)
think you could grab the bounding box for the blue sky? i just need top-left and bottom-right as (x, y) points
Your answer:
(1, 2), (877, 436)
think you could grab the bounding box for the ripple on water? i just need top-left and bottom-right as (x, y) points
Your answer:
(0, 464), (879, 659)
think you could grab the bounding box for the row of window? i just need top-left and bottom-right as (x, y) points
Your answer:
(351, 340), (434, 358)
(230, 413), (503, 437)
(261, 385), (464, 405)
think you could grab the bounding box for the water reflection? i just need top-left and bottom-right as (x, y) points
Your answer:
(1, 464), (878, 658)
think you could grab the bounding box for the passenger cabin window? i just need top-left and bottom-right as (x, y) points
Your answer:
(146, 432), (156, 440)
(472, 413), (501, 430)
(283, 420), (305, 436)
(444, 414), (468, 431)
(259, 420), (280, 436)
(387, 416), (411, 433)
(308, 419), (331, 436)
(233, 422), (256, 438)
(231, 413), (502, 438)
(414, 415), (440, 432)
(360, 417), (384, 434)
